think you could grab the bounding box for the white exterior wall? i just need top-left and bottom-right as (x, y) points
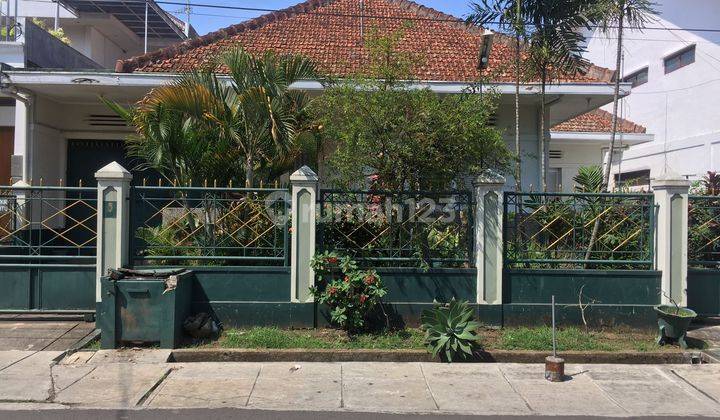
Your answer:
(583, 0), (720, 180)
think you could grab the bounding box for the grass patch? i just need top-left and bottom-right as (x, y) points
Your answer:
(201, 325), (695, 353)
(218, 327), (425, 350)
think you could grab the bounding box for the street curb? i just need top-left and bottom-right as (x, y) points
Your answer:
(169, 348), (706, 364)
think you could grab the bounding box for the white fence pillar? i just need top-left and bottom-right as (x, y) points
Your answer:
(95, 162), (132, 305)
(290, 166), (318, 303)
(652, 173), (691, 306)
(473, 171), (505, 305)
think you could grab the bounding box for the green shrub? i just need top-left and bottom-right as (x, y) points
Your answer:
(420, 300), (480, 362)
(310, 251), (387, 331)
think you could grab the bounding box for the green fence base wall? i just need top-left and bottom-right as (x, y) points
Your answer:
(501, 304), (656, 329)
(688, 269), (720, 316)
(503, 269), (662, 328)
(0, 265), (95, 311)
(187, 267), (477, 328)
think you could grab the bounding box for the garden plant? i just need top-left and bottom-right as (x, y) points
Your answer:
(420, 299), (481, 362)
(310, 251), (388, 331)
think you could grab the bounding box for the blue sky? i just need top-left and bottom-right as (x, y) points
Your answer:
(158, 1), (471, 36)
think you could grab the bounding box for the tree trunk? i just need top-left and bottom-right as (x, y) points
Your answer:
(245, 155), (254, 187)
(540, 68), (547, 192)
(585, 6), (625, 264)
(602, 9), (625, 191)
(515, 34), (522, 192)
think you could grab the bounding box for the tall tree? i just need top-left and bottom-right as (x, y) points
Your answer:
(583, 0), (656, 263)
(523, 0), (592, 191)
(467, 1), (526, 191)
(591, 0), (657, 191)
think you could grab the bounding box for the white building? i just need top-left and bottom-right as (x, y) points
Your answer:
(0, 0), (195, 183)
(583, 0), (720, 184)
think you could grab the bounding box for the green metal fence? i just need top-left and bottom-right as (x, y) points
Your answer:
(503, 192), (654, 269)
(688, 195), (720, 268)
(317, 189), (474, 268)
(130, 186), (290, 266)
(0, 185), (97, 264)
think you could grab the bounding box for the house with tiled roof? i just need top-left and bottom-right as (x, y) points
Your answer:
(0, 0), (638, 190)
(549, 109), (653, 191)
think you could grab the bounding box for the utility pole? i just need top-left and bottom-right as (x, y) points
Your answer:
(184, 0), (190, 37)
(144, 0), (148, 53)
(54, 0), (60, 30)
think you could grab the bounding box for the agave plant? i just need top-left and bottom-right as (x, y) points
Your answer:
(420, 299), (480, 362)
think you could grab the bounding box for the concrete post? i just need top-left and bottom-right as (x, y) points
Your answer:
(290, 166), (318, 303)
(10, 180), (30, 231)
(473, 171), (506, 305)
(95, 162), (132, 305)
(652, 173), (691, 306)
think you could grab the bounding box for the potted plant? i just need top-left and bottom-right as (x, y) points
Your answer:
(654, 293), (697, 349)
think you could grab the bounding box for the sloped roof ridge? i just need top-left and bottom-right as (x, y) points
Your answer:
(116, 0), (484, 73)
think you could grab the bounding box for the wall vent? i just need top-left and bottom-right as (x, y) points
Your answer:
(549, 150), (563, 159)
(84, 114), (128, 127)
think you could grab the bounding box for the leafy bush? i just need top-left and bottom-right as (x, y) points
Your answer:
(420, 300), (480, 362)
(310, 252), (387, 331)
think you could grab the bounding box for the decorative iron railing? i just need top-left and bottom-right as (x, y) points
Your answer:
(503, 192), (654, 269)
(688, 195), (720, 268)
(317, 189), (474, 268)
(0, 186), (97, 265)
(130, 186), (290, 266)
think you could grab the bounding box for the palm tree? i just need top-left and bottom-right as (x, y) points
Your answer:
(590, 0), (657, 191)
(467, 1), (525, 191)
(108, 47), (316, 187)
(523, 0), (593, 191)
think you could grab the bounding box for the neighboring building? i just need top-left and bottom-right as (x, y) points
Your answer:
(0, 0), (195, 183)
(549, 109), (653, 192)
(2, 0), (628, 189)
(583, 0), (720, 182)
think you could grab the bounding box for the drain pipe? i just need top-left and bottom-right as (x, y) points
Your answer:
(0, 79), (34, 182)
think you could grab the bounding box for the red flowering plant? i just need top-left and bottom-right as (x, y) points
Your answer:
(309, 251), (387, 331)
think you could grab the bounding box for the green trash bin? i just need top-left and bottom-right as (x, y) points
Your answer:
(98, 268), (193, 349)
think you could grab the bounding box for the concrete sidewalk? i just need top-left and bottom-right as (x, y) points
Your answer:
(0, 350), (719, 417)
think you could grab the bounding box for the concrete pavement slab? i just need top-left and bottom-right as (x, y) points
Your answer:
(247, 363), (341, 411)
(59, 351), (95, 365)
(420, 363), (531, 415)
(341, 362), (437, 412)
(587, 364), (719, 416)
(667, 364), (720, 404)
(52, 363), (170, 407)
(499, 363), (627, 416)
(86, 349), (171, 364)
(0, 351), (62, 402)
(147, 362), (261, 408)
(0, 351), (35, 371)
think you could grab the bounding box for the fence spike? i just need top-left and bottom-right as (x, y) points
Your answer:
(79, 179), (83, 188)
(143, 178), (147, 187)
(214, 179), (217, 188)
(39, 178), (43, 186)
(158, 178), (162, 187)
(29, 178), (32, 186)
(229, 180), (233, 188)
(260, 180), (264, 189)
(246, 179), (250, 188)
(274, 180), (278, 188)
(189, 179), (192, 187)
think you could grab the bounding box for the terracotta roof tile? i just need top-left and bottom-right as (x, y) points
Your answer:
(116, 0), (613, 84)
(552, 109), (647, 134)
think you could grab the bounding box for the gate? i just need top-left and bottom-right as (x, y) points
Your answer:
(688, 195), (720, 316)
(0, 184), (97, 313)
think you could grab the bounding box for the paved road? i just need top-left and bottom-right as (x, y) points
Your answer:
(0, 409), (708, 420)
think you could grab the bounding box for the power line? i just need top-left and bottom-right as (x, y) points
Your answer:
(68, 0), (720, 34)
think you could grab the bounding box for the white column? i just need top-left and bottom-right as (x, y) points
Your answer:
(473, 171), (506, 305)
(652, 173), (690, 306)
(95, 162), (132, 304)
(290, 166), (318, 303)
(10, 180), (29, 230)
